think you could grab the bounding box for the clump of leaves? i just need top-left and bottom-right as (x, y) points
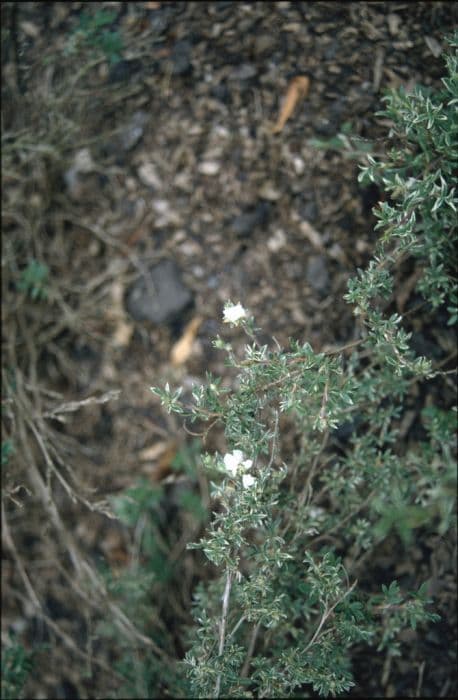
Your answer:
(66, 8), (123, 64)
(16, 259), (49, 301)
(1, 635), (33, 700)
(356, 36), (457, 321)
(1, 440), (15, 467)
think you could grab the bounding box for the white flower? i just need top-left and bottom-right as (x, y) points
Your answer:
(223, 450), (253, 476)
(223, 450), (245, 476)
(223, 302), (247, 325)
(242, 474), (256, 488)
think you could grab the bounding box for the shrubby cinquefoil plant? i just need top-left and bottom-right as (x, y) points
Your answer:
(152, 36), (457, 697)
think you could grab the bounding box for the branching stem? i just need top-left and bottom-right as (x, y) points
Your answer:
(304, 580), (358, 652)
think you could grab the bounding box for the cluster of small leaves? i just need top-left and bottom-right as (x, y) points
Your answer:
(1, 440), (14, 467)
(308, 120), (376, 158)
(65, 9), (124, 65)
(1, 635), (33, 700)
(354, 33), (457, 323)
(405, 405), (457, 536)
(149, 41), (456, 698)
(370, 581), (440, 658)
(16, 259), (49, 301)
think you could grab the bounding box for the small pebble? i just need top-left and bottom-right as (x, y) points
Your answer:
(198, 161), (221, 175)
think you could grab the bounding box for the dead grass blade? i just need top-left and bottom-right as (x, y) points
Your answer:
(272, 75), (310, 134)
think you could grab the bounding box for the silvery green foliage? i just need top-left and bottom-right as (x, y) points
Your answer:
(351, 33), (457, 325)
(152, 38), (456, 698)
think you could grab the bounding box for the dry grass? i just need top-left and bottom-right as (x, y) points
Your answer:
(2, 9), (189, 696)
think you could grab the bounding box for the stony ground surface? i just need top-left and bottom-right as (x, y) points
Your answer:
(2, 2), (457, 698)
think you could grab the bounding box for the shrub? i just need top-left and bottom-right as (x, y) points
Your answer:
(152, 35), (457, 697)
(1, 635), (33, 700)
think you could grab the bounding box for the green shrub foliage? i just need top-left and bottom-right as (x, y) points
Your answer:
(151, 37), (457, 697)
(1, 636), (33, 700)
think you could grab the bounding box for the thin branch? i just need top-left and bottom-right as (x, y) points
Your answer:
(2, 503), (41, 610)
(42, 389), (121, 419)
(267, 409), (280, 470)
(214, 570), (233, 698)
(241, 620), (261, 678)
(227, 615), (246, 641)
(304, 580), (358, 653)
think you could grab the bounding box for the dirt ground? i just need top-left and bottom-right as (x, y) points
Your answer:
(2, 2), (457, 698)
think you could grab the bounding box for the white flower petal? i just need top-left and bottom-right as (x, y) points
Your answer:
(223, 302), (247, 324)
(242, 474), (256, 488)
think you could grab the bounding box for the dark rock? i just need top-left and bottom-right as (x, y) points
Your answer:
(314, 118), (335, 137)
(306, 255), (330, 293)
(108, 59), (143, 84)
(125, 260), (193, 324)
(211, 81), (231, 103)
(299, 199), (319, 222)
(171, 39), (193, 76)
(231, 202), (270, 237)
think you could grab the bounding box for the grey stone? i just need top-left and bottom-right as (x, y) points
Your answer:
(314, 118), (336, 137)
(171, 39), (193, 76)
(231, 202), (270, 237)
(254, 34), (276, 56)
(120, 111), (149, 151)
(230, 63), (258, 81)
(108, 59), (142, 84)
(125, 260), (193, 324)
(306, 255), (330, 293)
(299, 199), (318, 222)
(211, 81), (231, 103)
